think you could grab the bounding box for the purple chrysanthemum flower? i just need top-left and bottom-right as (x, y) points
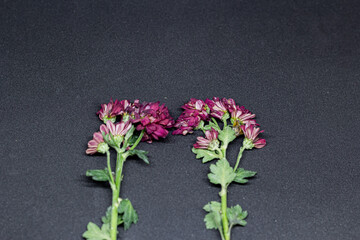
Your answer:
(193, 128), (220, 150)
(86, 132), (109, 155)
(173, 98), (210, 135)
(97, 99), (122, 123)
(106, 120), (132, 137)
(205, 97), (228, 119)
(231, 106), (257, 135)
(131, 101), (174, 142)
(240, 125), (266, 149)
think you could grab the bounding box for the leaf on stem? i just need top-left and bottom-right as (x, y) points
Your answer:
(127, 134), (139, 146)
(203, 121), (221, 131)
(101, 207), (112, 224)
(233, 168), (257, 184)
(124, 125), (135, 141)
(208, 159), (236, 186)
(227, 205), (248, 227)
(218, 126), (236, 146)
(86, 169), (111, 182)
(127, 149), (149, 164)
(118, 199), (138, 230)
(204, 211), (222, 230)
(192, 148), (220, 163)
(102, 206), (123, 225)
(203, 201), (221, 213)
(82, 222), (111, 240)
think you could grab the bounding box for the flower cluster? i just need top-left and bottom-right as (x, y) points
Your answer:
(131, 101), (174, 142)
(174, 97), (266, 148)
(193, 128), (220, 151)
(87, 99), (174, 154)
(173, 98), (209, 135)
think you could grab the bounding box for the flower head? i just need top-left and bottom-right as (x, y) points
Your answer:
(182, 98), (209, 120)
(193, 128), (220, 150)
(173, 99), (210, 135)
(97, 99), (122, 123)
(205, 97), (229, 119)
(86, 132), (109, 155)
(231, 106), (257, 135)
(241, 125), (266, 149)
(131, 101), (174, 142)
(223, 98), (237, 112)
(106, 120), (132, 137)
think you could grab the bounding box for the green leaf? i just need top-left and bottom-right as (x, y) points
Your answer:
(101, 207), (112, 224)
(227, 205), (248, 227)
(208, 159), (236, 186)
(218, 126), (236, 146)
(192, 148), (220, 163)
(102, 206), (123, 225)
(195, 120), (205, 130)
(203, 201), (221, 213)
(82, 222), (111, 240)
(118, 199), (138, 230)
(86, 169), (110, 182)
(204, 211), (222, 230)
(127, 149), (149, 164)
(127, 133), (139, 146)
(124, 125), (135, 141)
(203, 121), (221, 131)
(234, 168), (257, 184)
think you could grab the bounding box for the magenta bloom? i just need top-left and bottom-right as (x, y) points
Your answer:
(205, 97), (228, 119)
(97, 99), (122, 123)
(193, 128), (220, 150)
(231, 106), (257, 131)
(173, 98), (210, 135)
(182, 98), (209, 120)
(86, 132), (109, 155)
(116, 99), (132, 116)
(173, 115), (200, 135)
(106, 120), (132, 137)
(223, 98), (237, 113)
(240, 125), (266, 149)
(131, 101), (174, 142)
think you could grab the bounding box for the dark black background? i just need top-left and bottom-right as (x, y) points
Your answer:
(1, 1), (359, 239)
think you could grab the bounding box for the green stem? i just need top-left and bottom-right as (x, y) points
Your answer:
(223, 120), (227, 128)
(233, 146), (245, 172)
(220, 186), (230, 240)
(110, 152), (126, 240)
(220, 143), (228, 159)
(211, 117), (220, 129)
(129, 130), (145, 151)
(106, 151), (115, 186)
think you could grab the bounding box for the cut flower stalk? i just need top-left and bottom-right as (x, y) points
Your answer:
(83, 99), (174, 240)
(174, 97), (266, 240)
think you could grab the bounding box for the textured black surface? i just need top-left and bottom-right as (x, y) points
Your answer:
(1, 1), (360, 239)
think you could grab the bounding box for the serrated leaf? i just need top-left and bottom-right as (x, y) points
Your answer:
(86, 169), (110, 182)
(208, 159), (236, 186)
(195, 120), (205, 130)
(233, 168), (257, 184)
(118, 199), (138, 230)
(203, 121), (221, 131)
(218, 126), (236, 146)
(192, 148), (220, 163)
(127, 135), (137, 145)
(82, 222), (111, 240)
(124, 125), (135, 141)
(204, 211), (222, 230)
(203, 201), (221, 213)
(227, 205), (248, 227)
(127, 149), (149, 164)
(102, 206), (123, 225)
(101, 207), (112, 224)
